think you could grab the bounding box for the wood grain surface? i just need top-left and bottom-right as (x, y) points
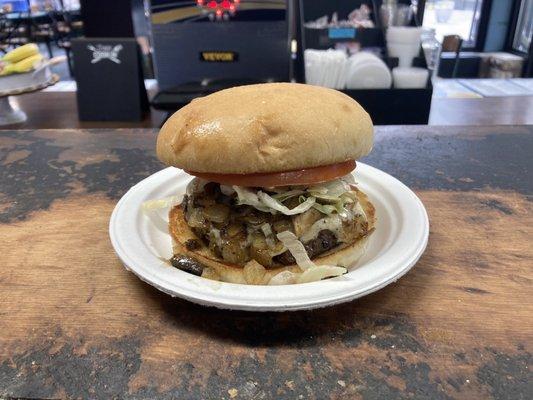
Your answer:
(0, 126), (532, 400)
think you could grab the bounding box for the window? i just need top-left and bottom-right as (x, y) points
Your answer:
(512, 0), (533, 53)
(422, 0), (486, 48)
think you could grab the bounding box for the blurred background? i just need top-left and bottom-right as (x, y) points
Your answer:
(0, 0), (531, 128)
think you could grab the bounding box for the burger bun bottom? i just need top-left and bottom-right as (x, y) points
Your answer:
(169, 190), (376, 285)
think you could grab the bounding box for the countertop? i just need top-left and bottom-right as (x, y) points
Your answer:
(0, 126), (531, 399)
(6, 90), (533, 129)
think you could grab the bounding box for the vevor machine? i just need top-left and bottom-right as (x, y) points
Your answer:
(148, 0), (293, 109)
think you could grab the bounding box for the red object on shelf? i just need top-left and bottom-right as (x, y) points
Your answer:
(198, 0), (240, 19)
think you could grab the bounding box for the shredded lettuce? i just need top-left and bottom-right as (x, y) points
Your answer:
(231, 175), (356, 215)
(276, 231), (315, 271)
(182, 176), (359, 217)
(233, 186), (272, 213)
(260, 223), (277, 248)
(312, 203), (337, 214)
(260, 223), (273, 237)
(271, 189), (305, 202)
(274, 230), (348, 283)
(341, 173), (356, 186)
(220, 185), (235, 196)
(233, 185), (316, 216)
(309, 192), (343, 203)
(312, 197), (352, 216)
(341, 192), (356, 203)
(307, 177), (356, 216)
(257, 191), (316, 216)
(309, 179), (350, 197)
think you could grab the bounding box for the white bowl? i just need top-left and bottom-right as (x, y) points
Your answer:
(392, 67), (429, 88)
(387, 42), (420, 57)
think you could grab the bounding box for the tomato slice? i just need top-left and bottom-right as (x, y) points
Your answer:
(187, 160), (356, 187)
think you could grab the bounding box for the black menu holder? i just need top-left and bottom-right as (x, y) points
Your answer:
(72, 38), (148, 121)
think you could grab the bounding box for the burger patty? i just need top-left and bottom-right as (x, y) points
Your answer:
(274, 230), (338, 265)
(182, 182), (369, 268)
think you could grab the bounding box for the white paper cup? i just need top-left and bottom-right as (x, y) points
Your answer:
(386, 27), (422, 44)
(387, 42), (420, 67)
(392, 67), (429, 88)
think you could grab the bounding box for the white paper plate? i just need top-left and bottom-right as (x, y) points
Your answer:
(109, 163), (429, 311)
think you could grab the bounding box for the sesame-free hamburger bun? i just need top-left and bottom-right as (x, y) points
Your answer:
(157, 83), (373, 174)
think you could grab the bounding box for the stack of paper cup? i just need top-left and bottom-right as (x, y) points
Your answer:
(386, 27), (422, 68)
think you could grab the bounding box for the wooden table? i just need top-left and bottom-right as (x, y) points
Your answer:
(0, 126), (531, 399)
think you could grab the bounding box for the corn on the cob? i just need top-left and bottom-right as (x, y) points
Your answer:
(1, 44), (40, 63)
(0, 53), (44, 76)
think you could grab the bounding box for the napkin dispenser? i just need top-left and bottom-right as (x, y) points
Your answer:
(72, 38), (149, 121)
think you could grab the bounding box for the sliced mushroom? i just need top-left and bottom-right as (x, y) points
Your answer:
(249, 235), (273, 267)
(203, 203), (230, 224)
(170, 255), (205, 276)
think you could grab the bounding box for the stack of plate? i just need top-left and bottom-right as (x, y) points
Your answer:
(345, 52), (392, 89)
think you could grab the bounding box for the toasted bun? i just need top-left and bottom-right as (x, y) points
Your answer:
(157, 83), (373, 174)
(169, 190), (376, 285)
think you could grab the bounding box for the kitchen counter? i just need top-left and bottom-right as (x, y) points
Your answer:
(0, 126), (531, 399)
(5, 90), (533, 129)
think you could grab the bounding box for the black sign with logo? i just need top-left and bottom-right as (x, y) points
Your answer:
(72, 38), (148, 121)
(199, 51), (239, 62)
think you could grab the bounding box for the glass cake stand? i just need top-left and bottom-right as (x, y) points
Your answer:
(0, 73), (59, 126)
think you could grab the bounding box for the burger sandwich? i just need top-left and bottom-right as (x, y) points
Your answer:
(155, 83), (375, 285)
